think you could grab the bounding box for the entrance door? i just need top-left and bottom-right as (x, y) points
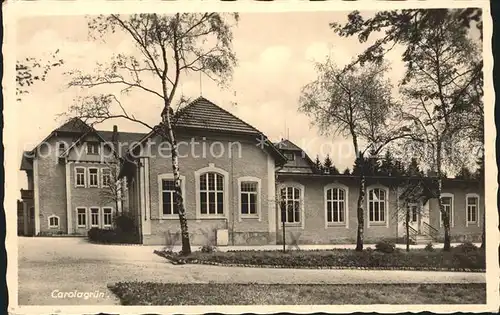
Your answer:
(408, 203), (421, 233)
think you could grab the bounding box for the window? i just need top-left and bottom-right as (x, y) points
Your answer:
(284, 152), (295, 161)
(48, 215), (59, 229)
(240, 181), (258, 216)
(411, 205), (418, 222)
(103, 208), (113, 227)
(161, 179), (179, 216)
(280, 186), (301, 223)
(102, 168), (111, 187)
(466, 194), (478, 224)
(77, 208), (87, 228)
(440, 193), (454, 227)
(58, 142), (67, 155)
(88, 168), (99, 187)
(87, 142), (100, 155)
(75, 167), (86, 187)
(90, 208), (100, 227)
(368, 188), (387, 223)
(326, 187), (346, 223)
(199, 172), (224, 215)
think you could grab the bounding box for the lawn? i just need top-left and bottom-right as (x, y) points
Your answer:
(108, 282), (486, 305)
(154, 245), (485, 271)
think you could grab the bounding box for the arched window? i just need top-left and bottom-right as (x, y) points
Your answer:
(325, 186), (347, 224)
(199, 172), (225, 215)
(48, 215), (60, 229)
(367, 187), (387, 224)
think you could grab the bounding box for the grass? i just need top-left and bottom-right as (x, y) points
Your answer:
(155, 246), (485, 271)
(108, 282), (486, 305)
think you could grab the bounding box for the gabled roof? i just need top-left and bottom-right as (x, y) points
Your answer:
(54, 117), (93, 133)
(274, 139), (303, 151)
(174, 97), (263, 134)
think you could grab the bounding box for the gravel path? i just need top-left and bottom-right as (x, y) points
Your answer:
(18, 237), (486, 305)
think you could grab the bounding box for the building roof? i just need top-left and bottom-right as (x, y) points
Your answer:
(54, 117), (93, 133)
(174, 97), (263, 135)
(274, 139), (304, 151)
(20, 151), (33, 171)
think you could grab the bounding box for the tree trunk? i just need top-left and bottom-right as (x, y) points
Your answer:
(436, 142), (451, 251)
(480, 210), (485, 249)
(355, 175), (365, 251)
(406, 206), (410, 252)
(163, 116), (192, 256)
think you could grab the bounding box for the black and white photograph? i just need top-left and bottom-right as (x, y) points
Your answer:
(5, 0), (498, 313)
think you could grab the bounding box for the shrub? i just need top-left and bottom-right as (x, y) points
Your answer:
(200, 244), (217, 253)
(425, 242), (434, 252)
(453, 241), (478, 253)
(375, 240), (396, 253)
(87, 227), (139, 244)
(114, 213), (136, 233)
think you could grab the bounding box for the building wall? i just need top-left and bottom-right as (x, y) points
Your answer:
(35, 134), (118, 235)
(276, 176), (400, 244)
(428, 184), (483, 242)
(139, 132), (273, 245)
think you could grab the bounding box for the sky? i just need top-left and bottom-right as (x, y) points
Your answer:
(15, 11), (412, 187)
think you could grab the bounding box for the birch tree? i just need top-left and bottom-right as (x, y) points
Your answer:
(299, 61), (410, 251)
(332, 8), (483, 251)
(66, 13), (239, 255)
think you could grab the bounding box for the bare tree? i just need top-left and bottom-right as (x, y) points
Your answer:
(99, 160), (126, 215)
(66, 13), (239, 255)
(16, 50), (63, 101)
(332, 9), (483, 251)
(299, 61), (410, 251)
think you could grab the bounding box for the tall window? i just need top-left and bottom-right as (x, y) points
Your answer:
(75, 167), (86, 187)
(77, 208), (86, 228)
(368, 188), (386, 223)
(466, 194), (478, 224)
(58, 142), (67, 155)
(48, 215), (59, 228)
(199, 172), (224, 215)
(326, 187), (345, 223)
(411, 205), (418, 222)
(87, 142), (100, 155)
(440, 194), (454, 227)
(162, 179), (179, 216)
(103, 208), (113, 227)
(241, 181), (258, 216)
(102, 168), (111, 187)
(90, 208), (100, 227)
(88, 168), (99, 187)
(280, 186), (301, 223)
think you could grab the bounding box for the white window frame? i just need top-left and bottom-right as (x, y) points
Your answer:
(102, 207), (113, 228)
(88, 167), (99, 188)
(465, 193), (479, 227)
(277, 182), (305, 229)
(367, 185), (389, 228)
(58, 142), (68, 156)
(324, 183), (349, 228)
(75, 167), (86, 188)
(439, 193), (455, 228)
(158, 174), (186, 220)
(101, 168), (112, 188)
(86, 142), (100, 155)
(47, 215), (60, 229)
(89, 207), (100, 227)
(238, 176), (262, 222)
(76, 207), (87, 228)
(194, 164), (229, 220)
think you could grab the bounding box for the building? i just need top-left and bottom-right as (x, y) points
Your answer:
(19, 97), (484, 244)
